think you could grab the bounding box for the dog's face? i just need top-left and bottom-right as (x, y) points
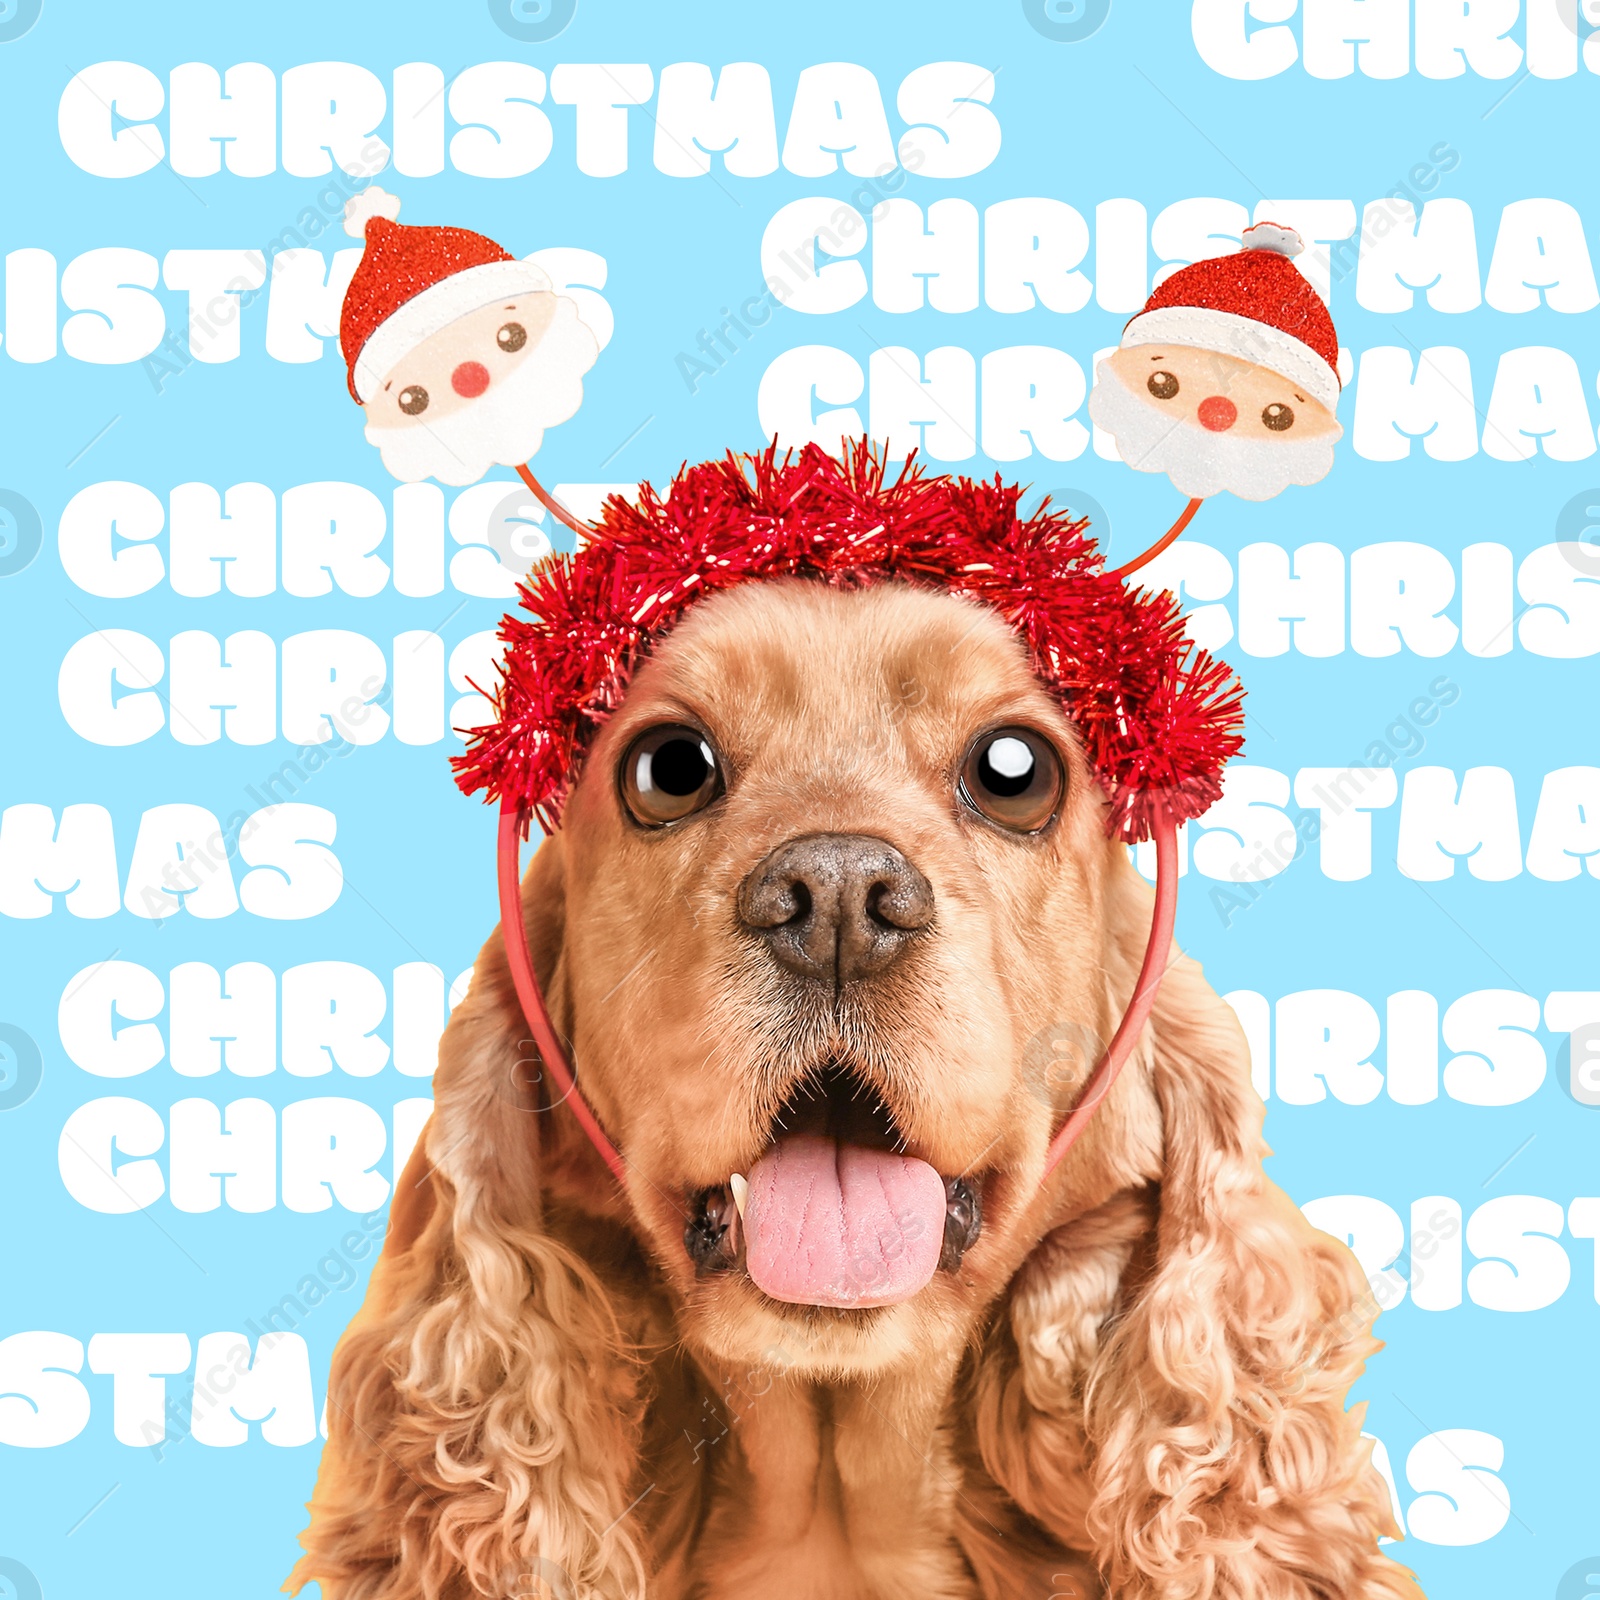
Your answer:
(545, 579), (1144, 1375)
(304, 573), (1402, 1600)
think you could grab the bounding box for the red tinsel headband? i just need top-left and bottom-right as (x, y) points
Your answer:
(451, 441), (1245, 842)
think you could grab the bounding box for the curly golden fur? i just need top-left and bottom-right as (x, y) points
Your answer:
(293, 581), (1423, 1599)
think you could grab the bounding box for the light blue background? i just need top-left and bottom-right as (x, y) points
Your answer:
(0, 2), (1593, 1595)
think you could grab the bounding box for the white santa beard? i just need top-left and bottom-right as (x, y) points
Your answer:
(365, 299), (599, 487)
(1088, 362), (1340, 503)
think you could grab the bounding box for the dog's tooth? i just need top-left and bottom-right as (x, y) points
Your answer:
(729, 1173), (749, 1218)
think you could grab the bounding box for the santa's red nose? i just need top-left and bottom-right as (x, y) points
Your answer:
(1198, 395), (1237, 432)
(451, 361), (490, 398)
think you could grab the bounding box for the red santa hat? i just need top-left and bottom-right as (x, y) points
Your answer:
(1118, 221), (1341, 412)
(338, 186), (553, 404)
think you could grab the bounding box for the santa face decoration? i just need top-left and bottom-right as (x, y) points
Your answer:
(1089, 222), (1344, 504)
(338, 188), (599, 487)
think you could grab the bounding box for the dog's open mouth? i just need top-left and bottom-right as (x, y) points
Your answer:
(685, 1063), (982, 1310)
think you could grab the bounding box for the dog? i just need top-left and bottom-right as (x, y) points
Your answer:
(293, 574), (1421, 1599)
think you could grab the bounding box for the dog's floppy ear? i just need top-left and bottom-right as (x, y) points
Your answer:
(292, 834), (648, 1600)
(978, 855), (1422, 1599)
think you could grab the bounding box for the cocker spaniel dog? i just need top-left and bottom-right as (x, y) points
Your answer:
(293, 456), (1420, 1600)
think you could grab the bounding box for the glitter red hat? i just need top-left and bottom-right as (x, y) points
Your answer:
(337, 186), (554, 404)
(452, 442), (1246, 845)
(1119, 221), (1341, 411)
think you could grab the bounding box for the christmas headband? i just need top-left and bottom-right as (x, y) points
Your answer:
(329, 189), (1357, 1193)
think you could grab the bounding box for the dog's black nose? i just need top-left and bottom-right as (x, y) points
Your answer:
(738, 833), (934, 985)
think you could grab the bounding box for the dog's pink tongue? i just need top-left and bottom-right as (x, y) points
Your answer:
(743, 1134), (946, 1308)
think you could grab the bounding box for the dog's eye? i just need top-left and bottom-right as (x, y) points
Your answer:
(497, 321), (527, 353)
(620, 724), (722, 826)
(959, 729), (1063, 833)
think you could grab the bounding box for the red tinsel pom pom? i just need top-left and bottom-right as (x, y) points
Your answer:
(450, 441), (1245, 843)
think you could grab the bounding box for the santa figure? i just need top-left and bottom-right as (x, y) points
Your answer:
(338, 187), (599, 494)
(1089, 222), (1343, 506)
